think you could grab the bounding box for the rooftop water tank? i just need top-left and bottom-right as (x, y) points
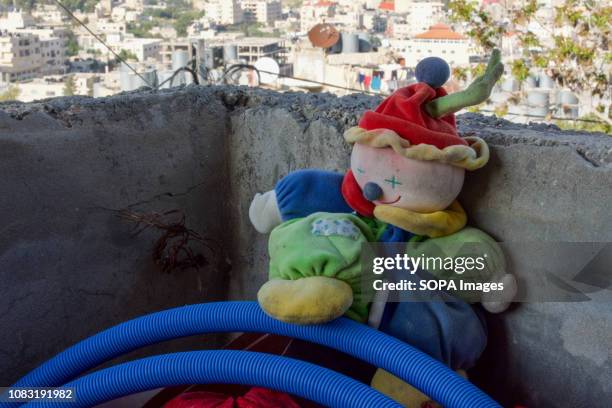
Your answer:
(357, 32), (372, 52)
(538, 73), (555, 89)
(527, 89), (550, 107)
(341, 33), (359, 53)
(524, 75), (538, 89)
(172, 50), (190, 71)
(223, 44), (238, 61)
(501, 77), (519, 92)
(560, 90), (579, 105)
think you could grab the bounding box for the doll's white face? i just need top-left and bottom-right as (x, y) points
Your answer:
(350, 143), (465, 212)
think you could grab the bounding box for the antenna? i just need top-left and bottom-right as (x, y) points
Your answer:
(308, 23), (340, 48)
(254, 57), (280, 84)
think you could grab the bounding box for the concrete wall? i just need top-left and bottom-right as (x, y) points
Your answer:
(1, 86), (610, 407)
(0, 88), (232, 384)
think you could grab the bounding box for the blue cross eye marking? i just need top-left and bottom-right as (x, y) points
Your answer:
(384, 175), (402, 189)
(356, 167), (365, 174)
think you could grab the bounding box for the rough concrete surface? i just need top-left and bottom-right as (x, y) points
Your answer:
(1, 85), (610, 407)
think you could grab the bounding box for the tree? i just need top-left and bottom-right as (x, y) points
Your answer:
(117, 49), (138, 62)
(449, 0), (611, 126)
(0, 85), (20, 101)
(66, 36), (80, 57)
(63, 75), (77, 96)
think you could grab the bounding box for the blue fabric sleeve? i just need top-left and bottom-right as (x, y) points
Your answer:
(275, 169), (353, 221)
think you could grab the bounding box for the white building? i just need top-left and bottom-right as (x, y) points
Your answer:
(408, 2), (445, 35)
(402, 23), (470, 67)
(241, 0), (282, 26)
(395, 0), (413, 14)
(32, 5), (69, 25)
(362, 10), (387, 32)
(327, 9), (362, 30)
(388, 17), (412, 39)
(107, 36), (162, 62)
(16, 73), (102, 101)
(205, 0), (244, 25)
(0, 11), (35, 31)
(300, 1), (336, 32)
(93, 19), (127, 35)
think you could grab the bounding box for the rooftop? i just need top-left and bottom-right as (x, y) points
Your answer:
(414, 23), (467, 40)
(233, 37), (284, 46)
(379, 1), (394, 11)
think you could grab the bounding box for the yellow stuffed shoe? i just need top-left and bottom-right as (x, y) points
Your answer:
(257, 276), (353, 325)
(371, 368), (467, 407)
(371, 369), (433, 408)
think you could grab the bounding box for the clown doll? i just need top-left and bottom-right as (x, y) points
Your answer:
(249, 50), (516, 407)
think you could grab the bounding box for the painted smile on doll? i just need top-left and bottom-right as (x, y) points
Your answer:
(375, 196), (401, 205)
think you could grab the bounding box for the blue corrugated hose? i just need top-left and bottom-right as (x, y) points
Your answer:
(7, 301), (500, 408)
(20, 351), (401, 408)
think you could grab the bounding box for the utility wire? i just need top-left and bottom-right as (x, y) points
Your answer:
(52, 0), (154, 88)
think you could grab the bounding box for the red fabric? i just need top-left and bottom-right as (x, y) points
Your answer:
(364, 75), (372, 88)
(164, 392), (234, 408)
(236, 388), (301, 408)
(341, 170), (374, 217)
(358, 83), (466, 149)
(164, 388), (300, 408)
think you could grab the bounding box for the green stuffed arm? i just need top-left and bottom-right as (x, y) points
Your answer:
(425, 49), (504, 118)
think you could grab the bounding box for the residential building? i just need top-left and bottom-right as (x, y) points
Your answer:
(17, 28), (69, 75)
(300, 1), (336, 32)
(0, 31), (42, 83)
(205, 0), (244, 25)
(105, 35), (162, 62)
(0, 11), (35, 31)
(31, 5), (69, 25)
(234, 37), (286, 64)
(241, 0), (282, 26)
(93, 19), (127, 35)
(159, 39), (207, 69)
(395, 0), (413, 14)
(362, 10), (387, 32)
(327, 9), (362, 30)
(409, 1), (445, 34)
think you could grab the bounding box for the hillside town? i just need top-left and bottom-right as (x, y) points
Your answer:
(0, 0), (609, 128)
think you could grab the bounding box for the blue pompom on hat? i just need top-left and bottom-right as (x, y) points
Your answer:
(415, 57), (451, 88)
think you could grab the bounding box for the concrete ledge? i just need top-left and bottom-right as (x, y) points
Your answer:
(1, 86), (610, 406)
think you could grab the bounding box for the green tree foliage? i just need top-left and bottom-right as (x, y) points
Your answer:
(117, 49), (138, 62)
(449, 0), (611, 126)
(63, 75), (77, 96)
(66, 34), (80, 57)
(174, 11), (204, 36)
(0, 86), (20, 101)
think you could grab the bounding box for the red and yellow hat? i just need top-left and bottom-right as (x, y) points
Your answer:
(344, 82), (489, 171)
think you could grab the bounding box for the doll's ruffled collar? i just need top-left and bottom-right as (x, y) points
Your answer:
(373, 200), (467, 238)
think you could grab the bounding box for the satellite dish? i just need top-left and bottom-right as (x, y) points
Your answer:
(254, 57), (280, 84)
(308, 23), (340, 48)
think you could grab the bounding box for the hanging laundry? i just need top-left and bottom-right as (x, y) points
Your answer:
(371, 75), (382, 91)
(391, 70), (398, 80)
(358, 72), (365, 84)
(364, 75), (372, 89)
